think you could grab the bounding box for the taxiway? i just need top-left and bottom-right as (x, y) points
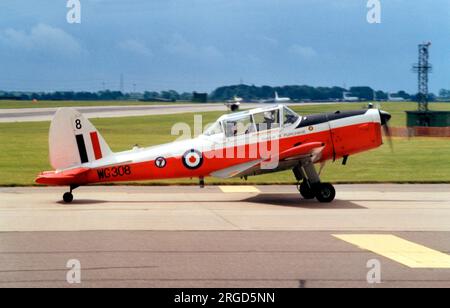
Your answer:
(0, 102), (331, 123)
(0, 185), (449, 287)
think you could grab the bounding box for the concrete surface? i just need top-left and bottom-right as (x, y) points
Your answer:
(0, 185), (449, 288)
(0, 185), (449, 232)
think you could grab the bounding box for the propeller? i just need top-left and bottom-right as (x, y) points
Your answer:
(379, 110), (393, 151)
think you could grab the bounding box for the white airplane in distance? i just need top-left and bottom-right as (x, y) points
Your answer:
(388, 93), (406, 102)
(274, 92), (291, 102)
(225, 96), (243, 112)
(342, 92), (359, 102)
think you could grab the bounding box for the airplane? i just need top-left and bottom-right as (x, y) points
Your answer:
(260, 92), (291, 104)
(342, 92), (360, 102)
(274, 92), (290, 103)
(388, 93), (406, 102)
(36, 104), (392, 204)
(224, 96), (243, 112)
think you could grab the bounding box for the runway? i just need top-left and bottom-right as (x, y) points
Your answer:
(0, 102), (327, 123)
(0, 185), (449, 287)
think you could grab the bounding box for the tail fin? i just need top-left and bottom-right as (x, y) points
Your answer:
(49, 108), (112, 170)
(275, 92), (279, 100)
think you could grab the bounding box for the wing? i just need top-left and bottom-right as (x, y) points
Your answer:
(210, 160), (263, 179)
(210, 142), (326, 179)
(35, 167), (90, 186)
(276, 141), (325, 162)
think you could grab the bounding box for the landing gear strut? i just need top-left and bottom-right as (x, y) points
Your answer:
(293, 160), (336, 203)
(63, 185), (79, 203)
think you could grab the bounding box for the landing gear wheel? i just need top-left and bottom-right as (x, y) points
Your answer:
(315, 183), (335, 203)
(63, 192), (73, 203)
(299, 181), (316, 199)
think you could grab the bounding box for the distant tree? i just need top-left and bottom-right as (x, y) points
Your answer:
(0, 85), (416, 102)
(98, 90), (124, 100)
(375, 90), (388, 100)
(439, 89), (450, 98)
(179, 92), (193, 101)
(211, 84), (355, 101)
(396, 90), (411, 100)
(161, 90), (179, 101)
(349, 86), (374, 100)
(143, 91), (160, 100)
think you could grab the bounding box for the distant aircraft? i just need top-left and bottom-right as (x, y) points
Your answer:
(388, 93), (405, 102)
(36, 104), (392, 204)
(261, 92), (291, 104)
(274, 92), (291, 102)
(342, 92), (359, 102)
(225, 96), (243, 112)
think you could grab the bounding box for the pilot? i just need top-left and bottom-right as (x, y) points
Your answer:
(285, 113), (297, 124)
(226, 121), (238, 136)
(263, 111), (276, 130)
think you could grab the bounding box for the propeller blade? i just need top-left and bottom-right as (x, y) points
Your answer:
(379, 110), (391, 125)
(379, 110), (393, 151)
(383, 122), (394, 152)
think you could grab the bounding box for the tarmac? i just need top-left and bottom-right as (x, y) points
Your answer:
(0, 102), (330, 123)
(0, 184), (449, 288)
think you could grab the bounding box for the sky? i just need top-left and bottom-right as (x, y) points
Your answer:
(0, 0), (448, 94)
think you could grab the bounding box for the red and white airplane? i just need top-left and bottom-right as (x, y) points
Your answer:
(36, 104), (391, 203)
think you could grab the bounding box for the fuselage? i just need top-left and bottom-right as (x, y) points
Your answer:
(38, 106), (384, 186)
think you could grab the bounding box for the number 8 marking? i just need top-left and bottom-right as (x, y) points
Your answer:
(75, 119), (82, 130)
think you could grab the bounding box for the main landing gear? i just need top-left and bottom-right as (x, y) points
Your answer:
(63, 185), (79, 203)
(293, 160), (336, 203)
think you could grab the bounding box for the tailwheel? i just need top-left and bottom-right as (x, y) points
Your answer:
(62, 185), (78, 203)
(315, 183), (336, 203)
(298, 181), (315, 200)
(63, 192), (74, 203)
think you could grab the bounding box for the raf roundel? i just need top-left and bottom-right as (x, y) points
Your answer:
(182, 149), (203, 169)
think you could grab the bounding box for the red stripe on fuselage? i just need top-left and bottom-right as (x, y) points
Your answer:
(90, 132), (103, 160)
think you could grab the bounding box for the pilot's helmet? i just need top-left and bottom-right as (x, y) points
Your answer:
(264, 111), (274, 121)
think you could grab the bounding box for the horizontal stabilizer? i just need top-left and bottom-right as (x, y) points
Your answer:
(35, 167), (90, 186)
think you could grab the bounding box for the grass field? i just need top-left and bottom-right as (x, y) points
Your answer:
(1, 101), (450, 186)
(2, 100), (450, 127)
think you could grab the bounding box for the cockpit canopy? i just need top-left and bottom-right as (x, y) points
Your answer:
(203, 105), (300, 137)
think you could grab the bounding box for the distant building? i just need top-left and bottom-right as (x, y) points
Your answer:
(192, 92), (208, 103)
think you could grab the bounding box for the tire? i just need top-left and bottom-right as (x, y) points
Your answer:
(231, 104), (239, 112)
(63, 192), (73, 203)
(299, 181), (316, 199)
(315, 183), (336, 203)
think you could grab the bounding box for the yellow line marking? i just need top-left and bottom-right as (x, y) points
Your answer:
(219, 186), (261, 193)
(333, 234), (450, 269)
